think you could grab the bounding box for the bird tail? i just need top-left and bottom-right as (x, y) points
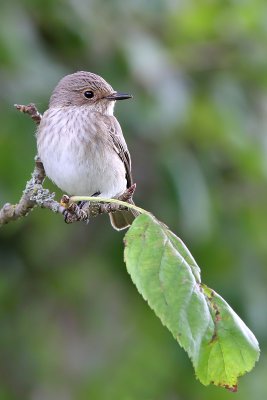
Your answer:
(109, 199), (139, 231)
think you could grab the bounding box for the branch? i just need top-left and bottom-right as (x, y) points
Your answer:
(14, 103), (42, 125)
(0, 104), (136, 227)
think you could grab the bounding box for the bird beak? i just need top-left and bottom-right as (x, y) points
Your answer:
(105, 92), (133, 101)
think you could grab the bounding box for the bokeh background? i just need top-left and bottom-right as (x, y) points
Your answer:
(1, 1), (267, 399)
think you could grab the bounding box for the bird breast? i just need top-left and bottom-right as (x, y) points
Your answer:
(36, 106), (127, 197)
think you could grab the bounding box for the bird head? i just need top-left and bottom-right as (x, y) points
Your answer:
(49, 71), (132, 115)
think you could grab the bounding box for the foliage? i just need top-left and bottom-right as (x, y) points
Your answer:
(124, 213), (259, 390)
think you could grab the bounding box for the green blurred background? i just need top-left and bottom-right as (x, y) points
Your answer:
(1, 0), (267, 399)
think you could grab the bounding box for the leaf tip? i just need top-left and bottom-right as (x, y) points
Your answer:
(224, 384), (238, 393)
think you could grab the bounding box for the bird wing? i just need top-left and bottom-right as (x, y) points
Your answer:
(104, 116), (133, 188)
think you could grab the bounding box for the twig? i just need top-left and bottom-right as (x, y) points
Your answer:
(0, 103), (45, 225)
(0, 103), (136, 227)
(62, 185), (138, 224)
(14, 103), (42, 125)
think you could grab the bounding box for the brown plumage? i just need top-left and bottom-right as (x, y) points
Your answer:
(36, 71), (137, 230)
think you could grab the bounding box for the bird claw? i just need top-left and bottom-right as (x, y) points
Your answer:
(63, 209), (73, 224)
(77, 200), (88, 208)
(61, 196), (89, 224)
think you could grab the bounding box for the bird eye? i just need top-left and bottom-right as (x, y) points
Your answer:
(84, 90), (94, 99)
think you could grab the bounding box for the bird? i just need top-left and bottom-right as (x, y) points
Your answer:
(36, 71), (137, 230)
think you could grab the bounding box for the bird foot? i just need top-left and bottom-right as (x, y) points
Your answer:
(59, 184), (137, 224)
(60, 195), (89, 224)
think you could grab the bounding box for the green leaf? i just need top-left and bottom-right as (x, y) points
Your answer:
(124, 214), (260, 390)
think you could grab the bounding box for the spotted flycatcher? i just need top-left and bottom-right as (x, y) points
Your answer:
(37, 71), (136, 230)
